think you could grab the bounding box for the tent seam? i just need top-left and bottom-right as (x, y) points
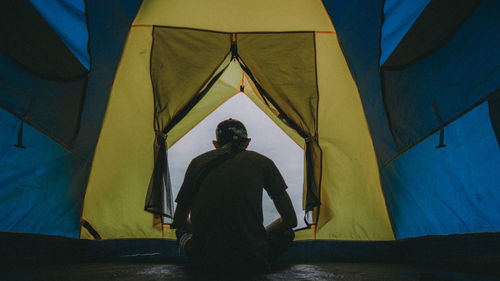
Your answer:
(77, 3), (144, 239)
(0, 103), (89, 163)
(377, 0), (397, 240)
(382, 87), (500, 169)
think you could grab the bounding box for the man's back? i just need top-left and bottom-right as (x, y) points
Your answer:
(176, 146), (289, 269)
(173, 118), (296, 272)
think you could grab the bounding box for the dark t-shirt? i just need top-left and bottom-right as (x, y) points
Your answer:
(175, 146), (288, 266)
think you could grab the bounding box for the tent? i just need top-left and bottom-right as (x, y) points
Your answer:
(1, 0), (499, 262)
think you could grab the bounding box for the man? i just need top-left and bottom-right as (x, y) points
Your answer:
(173, 118), (297, 272)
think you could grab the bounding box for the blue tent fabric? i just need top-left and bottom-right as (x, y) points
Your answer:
(381, 103), (500, 239)
(323, 0), (499, 165)
(489, 92), (500, 145)
(380, 0), (430, 66)
(0, 0), (142, 238)
(29, 0), (90, 70)
(383, 0), (500, 156)
(381, 0), (482, 68)
(0, 53), (87, 147)
(0, 108), (89, 238)
(0, 0), (91, 238)
(322, 0), (398, 165)
(0, 0), (88, 80)
(0, 0), (142, 157)
(72, 0), (143, 159)
(323, 0), (499, 239)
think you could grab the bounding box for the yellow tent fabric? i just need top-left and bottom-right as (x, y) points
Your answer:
(82, 0), (394, 241)
(151, 27), (231, 131)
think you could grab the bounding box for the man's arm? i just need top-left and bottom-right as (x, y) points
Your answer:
(266, 191), (297, 233)
(172, 203), (192, 232)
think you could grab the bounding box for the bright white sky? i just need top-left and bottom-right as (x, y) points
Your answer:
(168, 92), (306, 229)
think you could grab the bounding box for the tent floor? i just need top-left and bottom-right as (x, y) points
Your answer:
(1, 262), (499, 281)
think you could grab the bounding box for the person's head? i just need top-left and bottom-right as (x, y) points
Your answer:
(213, 118), (251, 149)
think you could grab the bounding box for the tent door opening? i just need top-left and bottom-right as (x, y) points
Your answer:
(145, 27), (322, 227)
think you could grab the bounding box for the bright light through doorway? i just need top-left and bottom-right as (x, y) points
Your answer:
(168, 92), (306, 229)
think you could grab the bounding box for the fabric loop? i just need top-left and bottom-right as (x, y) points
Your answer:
(305, 135), (318, 143)
(155, 131), (167, 140)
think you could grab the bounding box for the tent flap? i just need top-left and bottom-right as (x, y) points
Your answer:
(237, 32), (322, 213)
(146, 27), (231, 217)
(150, 27), (231, 131)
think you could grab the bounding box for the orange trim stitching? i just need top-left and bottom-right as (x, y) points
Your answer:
(319, 0), (337, 33)
(240, 70), (245, 87)
(81, 226), (95, 240)
(315, 31), (336, 34)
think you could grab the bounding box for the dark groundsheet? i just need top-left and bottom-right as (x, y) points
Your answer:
(1, 261), (499, 281)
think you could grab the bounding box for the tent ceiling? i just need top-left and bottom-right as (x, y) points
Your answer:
(134, 0), (334, 33)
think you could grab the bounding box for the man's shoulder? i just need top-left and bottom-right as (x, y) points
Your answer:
(190, 149), (220, 164)
(243, 150), (275, 164)
(243, 149), (266, 158)
(190, 149), (274, 166)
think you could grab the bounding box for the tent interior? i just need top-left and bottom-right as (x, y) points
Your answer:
(79, 2), (394, 242)
(1, 0), (499, 280)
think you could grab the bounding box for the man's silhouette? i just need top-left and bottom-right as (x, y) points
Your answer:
(173, 118), (297, 272)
